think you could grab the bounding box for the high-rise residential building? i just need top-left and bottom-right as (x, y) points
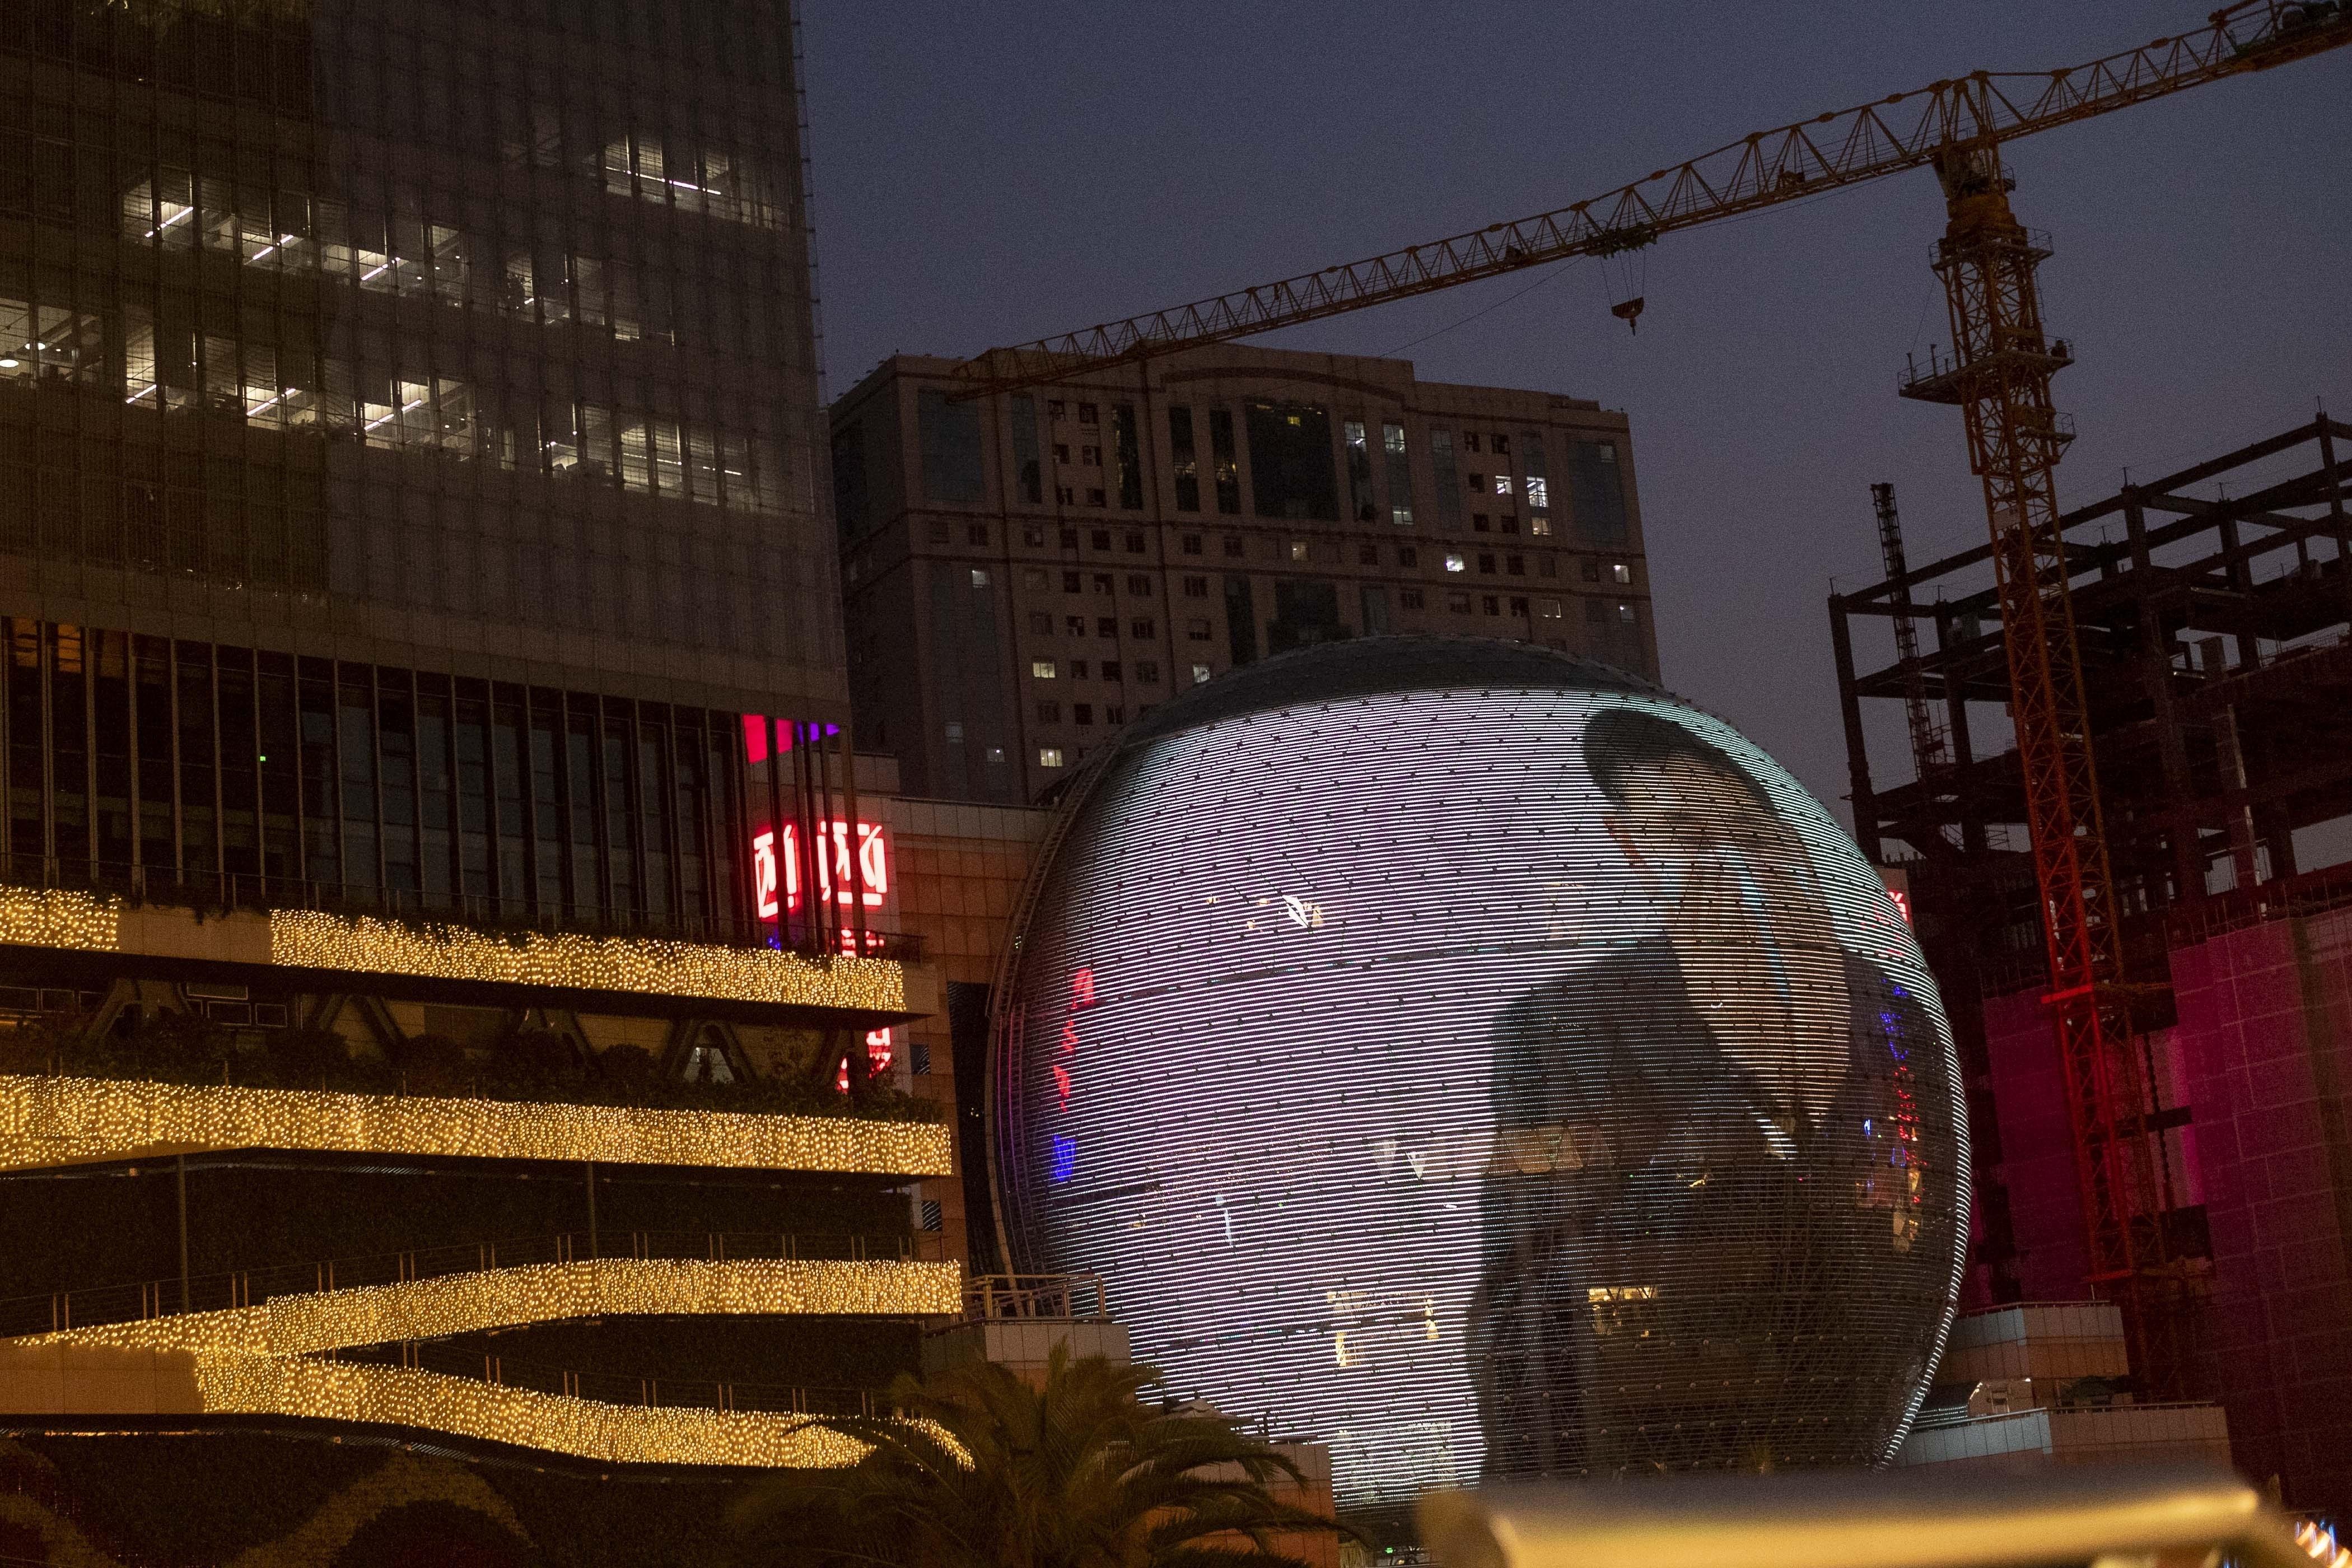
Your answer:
(831, 347), (1657, 804)
(0, 3), (971, 1558)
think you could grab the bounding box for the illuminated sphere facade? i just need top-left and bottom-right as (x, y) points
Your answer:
(991, 638), (1965, 1521)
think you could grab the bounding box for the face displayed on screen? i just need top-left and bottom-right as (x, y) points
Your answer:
(994, 667), (1963, 1528)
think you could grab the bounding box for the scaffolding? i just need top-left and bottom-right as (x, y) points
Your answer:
(1828, 412), (2352, 1321)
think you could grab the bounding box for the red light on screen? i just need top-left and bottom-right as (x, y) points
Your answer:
(750, 821), (890, 923)
(1888, 888), (1913, 926)
(741, 715), (771, 765)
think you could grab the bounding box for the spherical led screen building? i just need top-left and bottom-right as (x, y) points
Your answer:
(990, 638), (1964, 1527)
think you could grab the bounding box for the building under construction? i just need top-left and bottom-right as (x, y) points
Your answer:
(1830, 413), (2352, 1511)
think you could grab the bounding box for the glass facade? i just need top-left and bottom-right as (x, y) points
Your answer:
(994, 638), (1963, 1533)
(0, 0), (847, 937)
(0, 0), (841, 715)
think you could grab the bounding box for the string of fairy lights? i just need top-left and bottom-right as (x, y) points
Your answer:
(269, 911), (908, 1010)
(191, 1353), (875, 1468)
(0, 888), (910, 1014)
(0, 886), (121, 951)
(13, 1258), (964, 1355)
(0, 1074), (954, 1175)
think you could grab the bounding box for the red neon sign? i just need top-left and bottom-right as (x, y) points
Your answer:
(751, 820), (889, 922)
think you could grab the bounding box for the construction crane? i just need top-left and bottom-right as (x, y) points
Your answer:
(954, 2), (2352, 1380)
(1870, 483), (1952, 791)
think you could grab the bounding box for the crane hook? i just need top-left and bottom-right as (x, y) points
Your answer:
(1611, 296), (1646, 334)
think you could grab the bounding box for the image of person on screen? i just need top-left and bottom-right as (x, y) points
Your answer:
(1467, 706), (1948, 1480)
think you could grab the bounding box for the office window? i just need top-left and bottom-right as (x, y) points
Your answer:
(1024, 567), (1051, 589)
(1495, 474), (1515, 498)
(1463, 433), (1481, 453)
(1049, 400), (1066, 419)
(1540, 556), (1558, 578)
(1078, 403), (1099, 426)
(1025, 525), (1047, 546)
(1401, 589), (1425, 609)
(1091, 529), (1112, 549)
(1502, 517), (1519, 535)
(1125, 531), (1146, 552)
(970, 569), (989, 588)
(1614, 562), (1633, 584)
(1430, 431), (1462, 529)
(917, 390), (985, 503)
(1506, 555), (1525, 576)
(1037, 701), (1061, 722)
(1131, 618), (1155, 638)
(1445, 554), (1466, 573)
(1344, 419), (1374, 522)
(1087, 489), (1107, 507)
(1449, 591), (1472, 613)
(1359, 544), (1379, 566)
(1187, 618), (1212, 641)
(1032, 660), (1057, 679)
(1184, 577), (1209, 598)
(1062, 528), (1081, 547)
(1102, 661), (1123, 682)
(1057, 486), (1075, 505)
(1029, 613), (1053, 634)
(1523, 432), (1550, 517)
(1361, 585), (1392, 634)
(1127, 574), (1153, 595)
(1137, 661), (1160, 683)
(1468, 473), (1486, 493)
(1539, 598), (1564, 619)
(1093, 573), (1113, 594)
(1290, 540), (1309, 562)
(1482, 595), (1500, 615)
(1510, 596), (1529, 615)
(1210, 408), (1241, 514)
(1112, 405), (1143, 509)
(1492, 433), (1510, 454)
(1096, 617), (1118, 638)
(1582, 558), (1602, 582)
(1065, 616), (1086, 636)
(1182, 533), (1203, 555)
(1171, 408), (1201, 512)
(1246, 402), (1338, 520)
(930, 520), (951, 543)
(1039, 747), (1065, 767)
(1081, 446), (1102, 466)
(1072, 660), (1090, 678)
(1012, 394), (1044, 504)
(1063, 571), (1082, 592)
(1569, 440), (1630, 543)
(1477, 554), (1496, 575)
(1106, 706), (1125, 725)
(968, 523), (990, 545)
(1191, 664), (1212, 684)
(1399, 547), (1418, 567)
(1222, 535), (1244, 558)
(1620, 603), (1637, 623)
(1384, 423), (1414, 526)
(1473, 515), (1491, 533)
(1054, 444), (1071, 464)
(1074, 704), (1093, 726)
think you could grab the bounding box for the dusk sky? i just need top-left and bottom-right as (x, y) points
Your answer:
(802, 3), (2351, 820)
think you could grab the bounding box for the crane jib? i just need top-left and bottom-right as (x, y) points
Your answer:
(954, 1), (2351, 399)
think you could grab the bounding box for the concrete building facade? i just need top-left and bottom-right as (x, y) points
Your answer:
(832, 347), (1658, 804)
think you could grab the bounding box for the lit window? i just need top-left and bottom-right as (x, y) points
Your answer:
(1539, 598), (1564, 619)
(1290, 540), (1308, 562)
(1530, 517), (1552, 536)
(969, 569), (988, 588)
(1444, 554), (1466, 573)
(1032, 660), (1057, 679)
(1495, 475), (1514, 497)
(1618, 603), (1637, 623)
(945, 721), (965, 741)
(1039, 747), (1065, 767)
(1191, 664), (1211, 684)
(1613, 562), (1632, 584)
(1525, 475), (1550, 510)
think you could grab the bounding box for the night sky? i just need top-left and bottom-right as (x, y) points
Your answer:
(801, 3), (2351, 823)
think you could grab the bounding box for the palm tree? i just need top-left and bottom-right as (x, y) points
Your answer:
(738, 1346), (1350, 1568)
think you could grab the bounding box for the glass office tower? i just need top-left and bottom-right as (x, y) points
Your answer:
(0, 0), (846, 937)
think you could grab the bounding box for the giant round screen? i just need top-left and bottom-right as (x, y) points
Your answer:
(990, 637), (1964, 1525)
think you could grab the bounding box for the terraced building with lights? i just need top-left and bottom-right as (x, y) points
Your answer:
(0, 1), (974, 1561)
